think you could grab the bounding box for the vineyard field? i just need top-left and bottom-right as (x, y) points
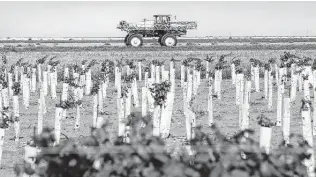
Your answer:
(1, 49), (316, 176)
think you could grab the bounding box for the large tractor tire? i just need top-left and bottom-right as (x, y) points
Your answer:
(161, 34), (177, 47)
(128, 34), (143, 47)
(158, 35), (164, 46)
(124, 34), (131, 46)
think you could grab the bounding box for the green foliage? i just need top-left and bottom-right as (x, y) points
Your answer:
(257, 114), (275, 127)
(90, 81), (100, 96)
(12, 82), (21, 95)
(235, 66), (244, 75)
(2, 55), (7, 65)
(268, 58), (276, 64)
(250, 58), (262, 67)
(15, 116), (312, 177)
(55, 98), (82, 109)
(151, 59), (164, 66)
(125, 60), (137, 69)
(81, 60), (88, 66)
(312, 59), (316, 71)
(36, 55), (48, 64)
(231, 57), (240, 66)
(205, 54), (214, 63)
(149, 81), (171, 106)
(244, 66), (252, 81)
(101, 59), (114, 75)
(48, 56), (59, 67)
(263, 63), (270, 71)
(301, 98), (312, 112)
(0, 109), (14, 128)
(86, 59), (98, 70)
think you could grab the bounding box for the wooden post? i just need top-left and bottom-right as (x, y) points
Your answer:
(283, 98), (290, 145)
(205, 61), (209, 80)
(118, 97), (125, 136)
(0, 85), (2, 112)
(37, 87), (44, 134)
(192, 70), (197, 96)
(183, 82), (188, 118)
(47, 65), (51, 86)
(43, 71), (48, 96)
(304, 78), (310, 101)
(259, 126), (272, 154)
(220, 69), (223, 98)
(160, 97), (168, 138)
(264, 69), (268, 99)
(117, 69), (122, 99)
(238, 74), (244, 129)
(41, 81), (46, 114)
(37, 64), (42, 83)
(13, 95), (19, 142)
(14, 66), (19, 83)
(155, 65), (160, 83)
(31, 67), (36, 93)
(208, 82), (213, 126)
(251, 64), (254, 83)
(170, 68), (175, 93)
(141, 87), (147, 118)
(93, 94), (98, 128)
(236, 73), (242, 105)
(144, 72), (148, 88)
(276, 80), (284, 127)
(8, 73), (13, 98)
(2, 87), (9, 108)
(268, 71), (273, 110)
(291, 73), (297, 102)
(98, 87), (103, 113)
(79, 74), (85, 100)
(242, 80), (251, 132)
(188, 109), (196, 140)
(307, 66), (313, 86)
(169, 61), (174, 81)
(301, 102), (315, 177)
(132, 77), (139, 107)
(181, 65), (185, 87)
(214, 69), (220, 99)
(298, 73), (303, 92)
(125, 88), (131, 119)
(0, 128), (5, 168)
(187, 72), (193, 103)
(151, 63), (155, 83)
(313, 70), (316, 90)
(138, 61), (142, 81)
(275, 64), (279, 86)
(164, 91), (174, 138)
(85, 69), (92, 95)
(54, 107), (63, 145)
(147, 79), (154, 113)
(153, 105), (161, 137)
(254, 66), (260, 92)
(231, 63), (236, 84)
(126, 65), (130, 75)
(50, 71), (57, 99)
(183, 81), (191, 140)
(61, 83), (68, 101)
(96, 117), (104, 129)
(313, 81), (316, 135)
(24, 76), (30, 108)
(75, 103), (81, 129)
(102, 81), (107, 100)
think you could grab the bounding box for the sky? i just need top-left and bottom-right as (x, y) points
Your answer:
(0, 1), (316, 37)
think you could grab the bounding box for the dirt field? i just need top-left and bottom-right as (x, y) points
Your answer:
(1, 49), (316, 176)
